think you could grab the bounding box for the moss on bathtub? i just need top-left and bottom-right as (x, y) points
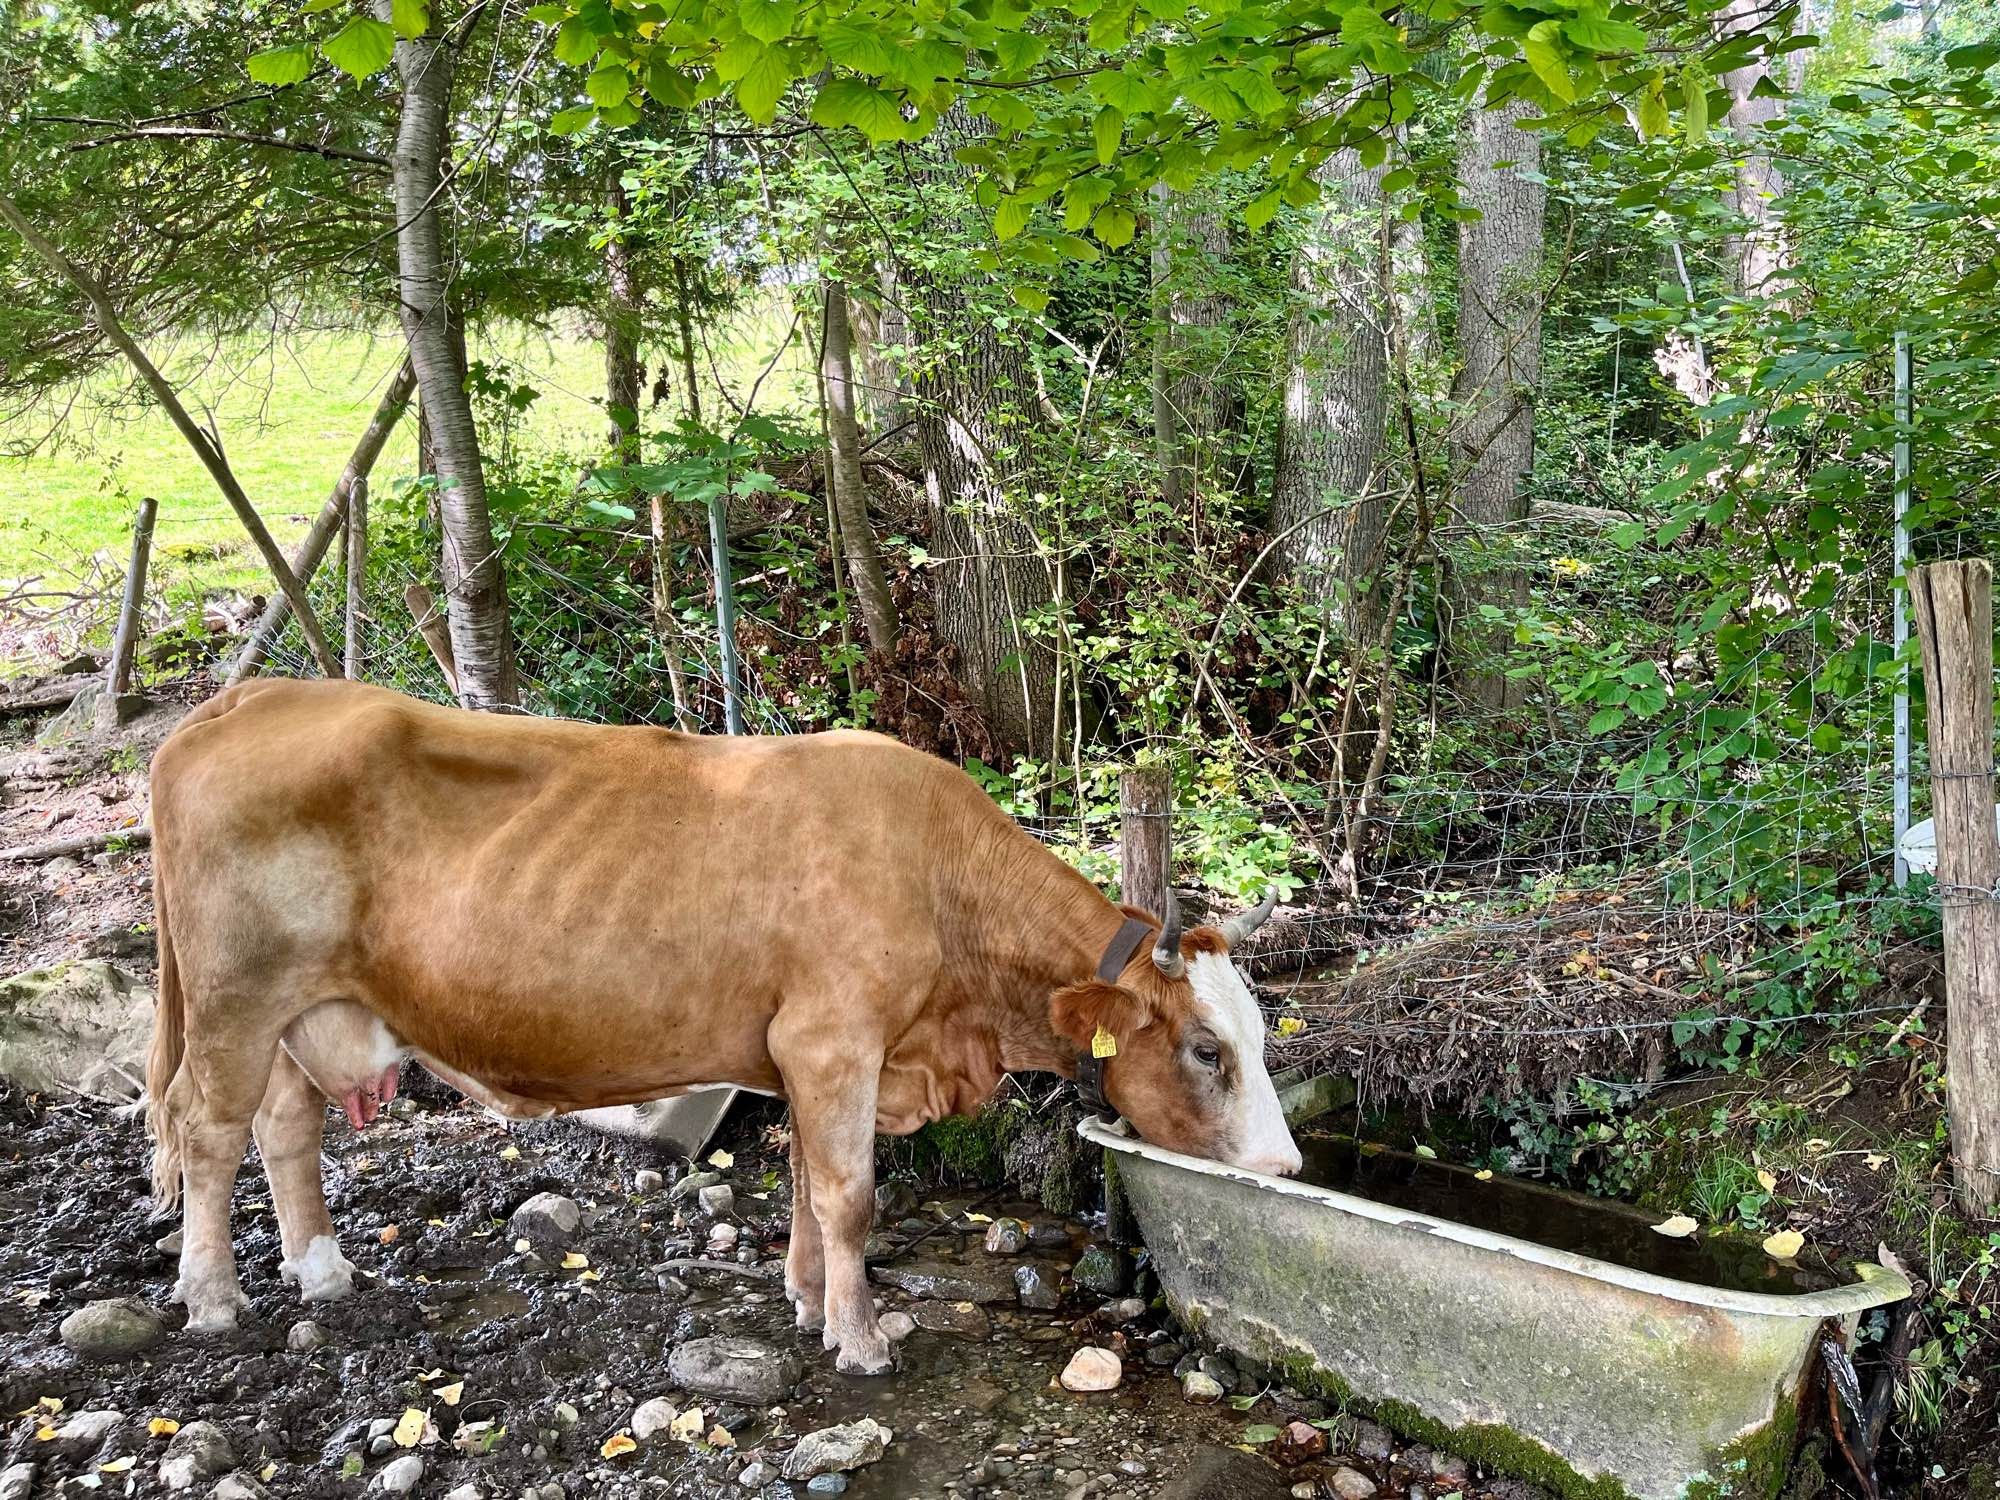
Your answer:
(1679, 1391), (1799, 1500)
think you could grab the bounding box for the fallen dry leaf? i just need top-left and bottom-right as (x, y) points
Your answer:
(601, 1433), (637, 1458)
(499, 1146), (520, 1161)
(147, 1418), (179, 1438)
(378, 1224), (400, 1245)
(435, 1383), (464, 1407)
(706, 1150), (734, 1169)
(99, 1457), (135, 1474)
(1651, 1215), (1699, 1238)
(669, 1407), (704, 1443)
(562, 1252), (590, 1270)
(1474, 1169), (1494, 1182)
(392, 1409), (426, 1448)
(707, 1426), (735, 1449)
(1762, 1230), (1805, 1261)
(1756, 1170), (1778, 1192)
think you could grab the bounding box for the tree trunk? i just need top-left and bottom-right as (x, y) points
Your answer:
(1151, 188), (1241, 517)
(850, 264), (909, 433)
(377, 1), (517, 710)
(1269, 149), (1390, 645)
(1718, 0), (1790, 297)
(1448, 88), (1545, 712)
(821, 283), (899, 653)
(604, 172), (643, 459)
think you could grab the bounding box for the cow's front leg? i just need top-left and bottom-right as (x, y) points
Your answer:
(256, 1049), (354, 1303)
(784, 1123), (826, 1333)
(769, 1016), (889, 1375)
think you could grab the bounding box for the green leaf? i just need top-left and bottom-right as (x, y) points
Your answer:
(1241, 1424), (1282, 1445)
(246, 43), (314, 86)
(1011, 284), (1050, 313)
(586, 64), (630, 107)
(1182, 73), (1243, 123)
(1635, 73), (1668, 139)
(553, 17), (601, 66)
(1087, 1), (1133, 51)
(739, 0), (797, 44)
(549, 105), (597, 135)
(322, 16), (396, 79)
(1244, 187), (1281, 230)
(1523, 26), (1576, 104)
(1052, 233), (1099, 262)
(1682, 72), (1710, 143)
(734, 43), (792, 122)
(810, 78), (908, 142)
(1092, 202), (1136, 247)
(647, 62), (695, 108)
(1062, 176), (1113, 229)
(1089, 69), (1154, 115)
(390, 0), (429, 39)
(1587, 706), (1628, 735)
(1093, 106), (1122, 166)
(994, 32), (1047, 72)
(1562, 13), (1645, 54)
(819, 24), (894, 74)
(994, 194), (1034, 240)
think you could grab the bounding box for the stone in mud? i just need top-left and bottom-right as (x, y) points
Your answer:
(1197, 1354), (1239, 1393)
(633, 1169), (665, 1196)
(1340, 1417), (1393, 1461)
(1014, 1263), (1061, 1310)
(668, 1337), (804, 1405)
(1180, 1372), (1223, 1403)
(508, 1192), (581, 1251)
(1030, 1222), (1072, 1249)
(1106, 1297), (1147, 1324)
(287, 1319), (327, 1352)
(880, 1311), (916, 1343)
(159, 1422), (235, 1490)
(707, 1223), (740, 1253)
(1276, 1421), (1327, 1465)
(737, 1460), (775, 1488)
(1071, 1245), (1125, 1297)
(1326, 1468), (1378, 1500)
(874, 1179), (919, 1223)
(671, 1170), (723, 1202)
(782, 1417), (892, 1480)
(210, 1478), (271, 1500)
(698, 1183), (736, 1218)
(442, 1486), (485, 1500)
(377, 1454), (424, 1494)
(60, 1297), (164, 1360)
(912, 1300), (990, 1338)
(0, 960), (153, 1100)
(1058, 1347), (1122, 1392)
(871, 1255), (1017, 1305)
(1157, 1448), (1294, 1500)
(983, 1217), (1030, 1254)
(631, 1397), (680, 1440)
(53, 1409), (124, 1455)
(0, 1467), (28, 1500)
(1430, 1451), (1470, 1485)
(806, 1478), (848, 1496)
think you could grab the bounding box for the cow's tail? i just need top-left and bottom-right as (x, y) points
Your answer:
(147, 849), (187, 1214)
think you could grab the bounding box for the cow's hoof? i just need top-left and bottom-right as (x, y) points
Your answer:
(833, 1340), (893, 1377)
(280, 1235), (356, 1303)
(793, 1301), (826, 1333)
(179, 1285), (248, 1334)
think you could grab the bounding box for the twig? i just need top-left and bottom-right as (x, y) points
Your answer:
(0, 824), (151, 863)
(650, 1258), (778, 1280)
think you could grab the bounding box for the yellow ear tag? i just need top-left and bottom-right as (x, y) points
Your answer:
(1091, 1026), (1119, 1059)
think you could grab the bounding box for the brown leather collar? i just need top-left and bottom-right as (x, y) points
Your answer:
(1077, 916), (1153, 1120)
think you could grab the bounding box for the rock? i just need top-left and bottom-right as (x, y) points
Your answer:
(1276, 1422), (1327, 1466)
(737, 1460), (775, 1487)
(960, 1375), (1009, 1414)
(671, 1170), (723, 1202)
(871, 1254), (1017, 1305)
(874, 1180), (919, 1223)
(1430, 1452), (1470, 1485)
(631, 1397), (680, 1441)
(1014, 1263), (1061, 1310)
(287, 1319), (327, 1352)
(210, 1478), (271, 1500)
(159, 1422), (235, 1490)
(782, 1418), (892, 1480)
(698, 1183), (736, 1218)
(443, 1486), (485, 1500)
(912, 1300), (990, 1339)
(879, 1311), (916, 1343)
(1107, 1297), (1147, 1324)
(60, 1298), (164, 1360)
(53, 1409), (124, 1455)
(1197, 1354), (1239, 1393)
(1070, 1245), (1125, 1297)
(1346, 1419), (1393, 1461)
(807, 1478), (848, 1496)
(983, 1217), (1030, 1254)
(633, 1169), (665, 1196)
(1058, 1347), (1122, 1393)
(508, 1192), (581, 1250)
(0, 961), (154, 1100)
(1030, 1222), (1072, 1249)
(707, 1223), (740, 1253)
(668, 1337), (804, 1405)
(378, 1454), (425, 1494)
(1158, 1449), (1295, 1500)
(83, 923), (153, 964)
(1180, 1372), (1223, 1403)
(0, 1466), (29, 1500)
(1326, 1468), (1378, 1500)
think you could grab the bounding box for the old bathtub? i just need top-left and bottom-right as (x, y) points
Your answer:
(1082, 1116), (1911, 1500)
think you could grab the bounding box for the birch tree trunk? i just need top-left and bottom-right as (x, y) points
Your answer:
(377, 0), (517, 710)
(1448, 89), (1545, 712)
(821, 283), (899, 653)
(1269, 149), (1389, 645)
(1718, 0), (1791, 297)
(1151, 189), (1241, 516)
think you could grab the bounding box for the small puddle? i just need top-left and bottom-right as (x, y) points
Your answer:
(1296, 1132), (1840, 1295)
(420, 1266), (535, 1332)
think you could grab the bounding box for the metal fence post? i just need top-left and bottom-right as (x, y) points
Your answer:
(1893, 330), (1914, 887)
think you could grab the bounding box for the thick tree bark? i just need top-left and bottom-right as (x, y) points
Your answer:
(604, 172), (643, 459)
(1448, 89), (1545, 712)
(1151, 188), (1241, 515)
(850, 264), (909, 433)
(377, 2), (517, 710)
(821, 283), (899, 653)
(1269, 150), (1390, 645)
(1718, 0), (1790, 297)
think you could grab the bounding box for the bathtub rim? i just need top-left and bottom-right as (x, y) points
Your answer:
(1081, 1115), (1912, 1321)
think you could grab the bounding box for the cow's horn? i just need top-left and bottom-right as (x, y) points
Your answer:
(1152, 895), (1186, 979)
(1220, 888), (1279, 948)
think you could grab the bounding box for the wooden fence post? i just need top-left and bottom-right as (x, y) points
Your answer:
(345, 476), (368, 681)
(99, 494), (157, 729)
(1106, 765), (1174, 1248)
(1909, 559), (2000, 1218)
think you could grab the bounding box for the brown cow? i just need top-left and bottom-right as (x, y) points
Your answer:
(145, 679), (1299, 1373)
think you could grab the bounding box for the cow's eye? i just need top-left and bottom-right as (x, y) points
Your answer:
(1193, 1043), (1221, 1070)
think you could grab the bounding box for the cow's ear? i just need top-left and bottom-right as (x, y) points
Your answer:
(1050, 981), (1152, 1051)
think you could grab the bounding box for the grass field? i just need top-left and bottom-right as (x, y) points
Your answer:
(0, 311), (813, 623)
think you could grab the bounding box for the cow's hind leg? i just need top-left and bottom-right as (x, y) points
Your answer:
(256, 1049), (354, 1303)
(784, 1122), (825, 1333)
(172, 1026), (278, 1333)
(769, 1013), (888, 1375)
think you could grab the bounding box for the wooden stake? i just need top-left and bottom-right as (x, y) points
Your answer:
(404, 583), (459, 696)
(1909, 559), (2000, 1218)
(101, 495), (157, 718)
(345, 476), (368, 681)
(1109, 765), (1175, 1247)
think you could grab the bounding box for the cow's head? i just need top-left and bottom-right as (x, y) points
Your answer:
(1051, 894), (1302, 1178)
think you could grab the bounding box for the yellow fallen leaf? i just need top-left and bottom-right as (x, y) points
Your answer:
(1652, 1215), (1699, 1238)
(427, 1218), (446, 1228)
(260, 1463), (277, 1481)
(578, 1269), (602, 1283)
(707, 1425), (735, 1449)
(669, 1407), (705, 1442)
(1475, 1169), (1494, 1182)
(35, 1427), (56, 1442)
(393, 1408), (426, 1448)
(148, 1418), (179, 1438)
(601, 1433), (637, 1458)
(1274, 1015), (1306, 1039)
(707, 1150), (734, 1169)
(435, 1382), (464, 1407)
(1864, 1153), (1888, 1171)
(513, 1237), (532, 1254)
(1756, 1170), (1777, 1192)
(417, 1368), (444, 1382)
(562, 1252), (590, 1270)
(38, 1397), (63, 1412)
(965, 1212), (993, 1223)
(379, 1224), (400, 1245)
(499, 1146), (520, 1161)
(100, 1457), (136, 1473)
(1763, 1230), (1805, 1260)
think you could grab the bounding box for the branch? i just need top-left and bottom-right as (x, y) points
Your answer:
(0, 189), (343, 677)
(64, 126), (389, 169)
(1, 824), (151, 863)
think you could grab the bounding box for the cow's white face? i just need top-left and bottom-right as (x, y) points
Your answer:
(1051, 934), (1303, 1177)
